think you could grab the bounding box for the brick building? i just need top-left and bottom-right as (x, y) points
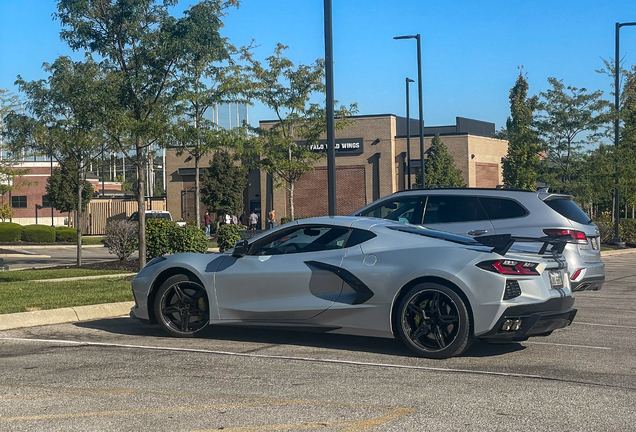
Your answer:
(3, 161), (124, 226)
(165, 114), (508, 228)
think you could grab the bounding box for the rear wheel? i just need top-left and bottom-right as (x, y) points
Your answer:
(397, 283), (472, 359)
(154, 274), (210, 338)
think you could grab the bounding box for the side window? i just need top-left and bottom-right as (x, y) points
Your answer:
(250, 226), (350, 256)
(357, 197), (423, 224)
(344, 229), (377, 248)
(423, 196), (487, 223)
(478, 197), (528, 220)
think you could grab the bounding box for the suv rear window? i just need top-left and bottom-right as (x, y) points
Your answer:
(478, 197), (528, 220)
(544, 198), (592, 225)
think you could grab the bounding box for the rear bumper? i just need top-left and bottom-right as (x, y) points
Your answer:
(572, 275), (604, 292)
(479, 296), (577, 340)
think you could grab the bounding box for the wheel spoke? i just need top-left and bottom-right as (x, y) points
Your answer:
(410, 323), (431, 341)
(433, 326), (446, 348)
(173, 284), (190, 301)
(439, 314), (458, 324)
(180, 313), (190, 332)
(407, 304), (427, 320)
(162, 306), (180, 315)
(190, 289), (206, 303)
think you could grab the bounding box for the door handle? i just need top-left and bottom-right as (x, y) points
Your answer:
(468, 229), (488, 236)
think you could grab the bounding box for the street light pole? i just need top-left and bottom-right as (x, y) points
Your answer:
(612, 21), (636, 246)
(394, 34), (425, 188)
(405, 78), (415, 189)
(324, 0), (336, 216)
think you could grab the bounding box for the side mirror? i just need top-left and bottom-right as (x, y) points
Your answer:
(232, 239), (249, 258)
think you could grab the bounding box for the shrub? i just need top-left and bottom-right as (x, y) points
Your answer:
(218, 224), (245, 252)
(55, 226), (78, 243)
(146, 218), (178, 259)
(280, 217), (291, 225)
(22, 225), (56, 243)
(105, 220), (139, 260)
(594, 212), (625, 244)
(620, 218), (636, 244)
(0, 222), (23, 242)
(171, 224), (208, 254)
(0, 203), (13, 222)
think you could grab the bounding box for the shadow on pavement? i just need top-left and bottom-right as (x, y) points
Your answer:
(75, 317), (526, 359)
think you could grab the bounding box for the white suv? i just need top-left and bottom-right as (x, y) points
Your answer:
(128, 210), (187, 227)
(352, 188), (604, 292)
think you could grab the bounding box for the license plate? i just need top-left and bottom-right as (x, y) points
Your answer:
(591, 237), (599, 250)
(549, 271), (564, 289)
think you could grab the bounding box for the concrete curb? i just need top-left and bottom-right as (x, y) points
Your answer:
(0, 254), (51, 258)
(0, 244), (105, 250)
(0, 301), (135, 331)
(207, 247), (220, 253)
(28, 273), (136, 283)
(601, 248), (636, 257)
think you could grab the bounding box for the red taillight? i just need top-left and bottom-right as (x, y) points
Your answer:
(543, 229), (587, 244)
(571, 268), (582, 280)
(477, 260), (540, 275)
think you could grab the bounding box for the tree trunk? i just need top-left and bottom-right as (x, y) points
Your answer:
(195, 155), (201, 228)
(290, 181), (295, 221)
(137, 139), (147, 270)
(76, 178), (83, 267)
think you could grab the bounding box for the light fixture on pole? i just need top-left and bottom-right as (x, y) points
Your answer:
(612, 21), (636, 247)
(405, 77), (415, 189)
(394, 34), (424, 188)
(324, 0), (336, 215)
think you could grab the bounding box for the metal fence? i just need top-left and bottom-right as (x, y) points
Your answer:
(80, 198), (166, 235)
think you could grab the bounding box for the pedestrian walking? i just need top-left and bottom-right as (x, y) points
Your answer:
(249, 210), (259, 230)
(204, 211), (211, 238)
(231, 214), (238, 225)
(267, 208), (276, 230)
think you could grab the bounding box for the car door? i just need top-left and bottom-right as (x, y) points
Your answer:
(422, 195), (494, 237)
(214, 224), (350, 321)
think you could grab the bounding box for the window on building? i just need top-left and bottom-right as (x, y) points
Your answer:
(11, 196), (27, 208)
(42, 195), (51, 208)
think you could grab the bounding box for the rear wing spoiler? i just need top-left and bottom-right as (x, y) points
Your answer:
(474, 234), (570, 256)
(386, 226), (570, 256)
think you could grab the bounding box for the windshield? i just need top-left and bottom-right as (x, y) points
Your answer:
(544, 198), (592, 225)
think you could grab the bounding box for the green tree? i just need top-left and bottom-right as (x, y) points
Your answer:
(55, 0), (233, 269)
(246, 44), (357, 220)
(4, 57), (103, 265)
(501, 70), (541, 190)
(535, 77), (610, 193)
(169, 0), (246, 229)
(414, 134), (464, 188)
(0, 89), (29, 209)
(46, 164), (93, 214)
(200, 150), (247, 227)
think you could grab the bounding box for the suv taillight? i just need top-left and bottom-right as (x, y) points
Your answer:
(476, 260), (540, 275)
(543, 229), (587, 244)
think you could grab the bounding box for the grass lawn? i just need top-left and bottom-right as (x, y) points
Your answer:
(207, 240), (218, 248)
(0, 269), (133, 283)
(0, 277), (133, 314)
(82, 236), (106, 245)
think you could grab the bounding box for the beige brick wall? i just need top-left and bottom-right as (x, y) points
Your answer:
(467, 136), (508, 187)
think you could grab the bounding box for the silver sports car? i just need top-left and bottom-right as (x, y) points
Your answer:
(130, 216), (577, 359)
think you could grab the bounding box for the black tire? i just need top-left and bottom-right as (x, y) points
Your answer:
(153, 274), (210, 338)
(397, 283), (472, 359)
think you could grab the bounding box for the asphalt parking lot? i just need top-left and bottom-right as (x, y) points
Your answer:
(0, 253), (635, 431)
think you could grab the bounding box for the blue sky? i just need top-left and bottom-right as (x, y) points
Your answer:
(2, 0), (636, 135)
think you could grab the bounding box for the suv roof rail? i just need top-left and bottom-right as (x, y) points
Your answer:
(494, 185), (534, 192)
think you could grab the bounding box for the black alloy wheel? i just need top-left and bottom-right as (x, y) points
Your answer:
(154, 274), (210, 338)
(397, 283), (472, 359)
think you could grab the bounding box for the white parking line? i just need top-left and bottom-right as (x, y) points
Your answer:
(524, 341), (611, 350)
(0, 337), (608, 383)
(573, 322), (636, 330)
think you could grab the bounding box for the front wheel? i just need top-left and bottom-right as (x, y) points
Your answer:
(397, 283), (472, 359)
(154, 274), (210, 338)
